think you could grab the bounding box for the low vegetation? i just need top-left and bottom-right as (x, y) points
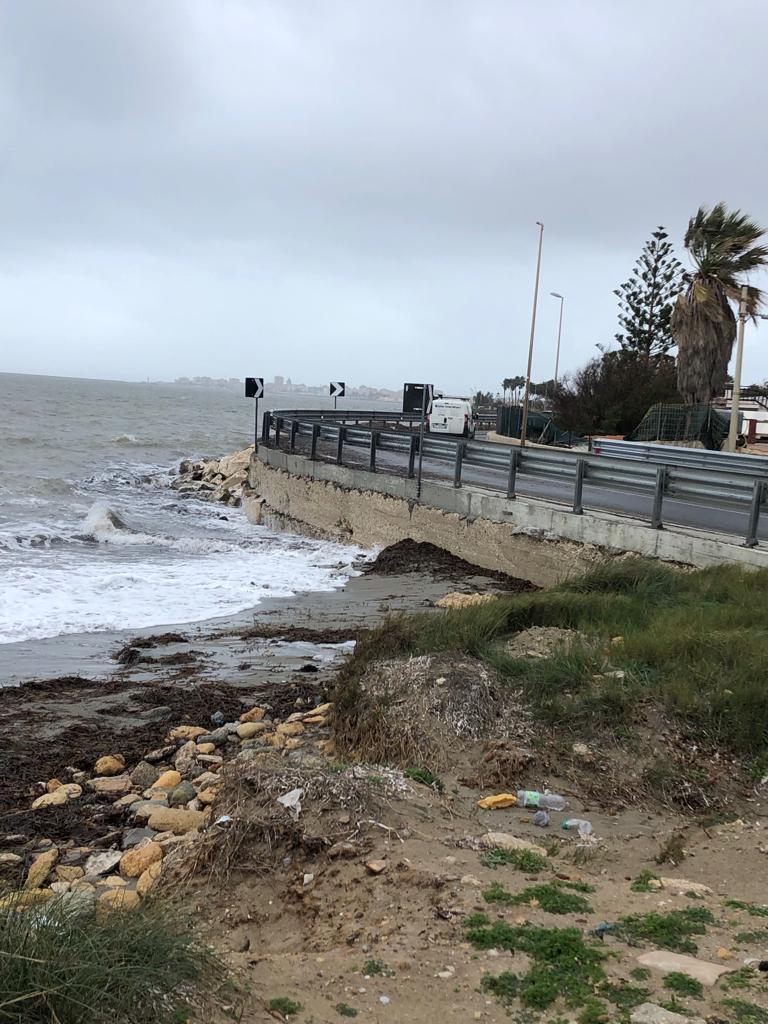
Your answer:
(267, 996), (303, 1017)
(483, 880), (594, 915)
(614, 906), (714, 953)
(334, 559), (768, 772)
(663, 971), (704, 999)
(480, 847), (548, 872)
(0, 894), (220, 1024)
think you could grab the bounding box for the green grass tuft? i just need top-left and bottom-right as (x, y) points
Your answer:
(0, 893), (220, 1024)
(630, 869), (660, 892)
(479, 847), (548, 873)
(600, 981), (650, 1010)
(480, 971), (519, 1005)
(736, 928), (768, 944)
(268, 997), (302, 1016)
(615, 906), (714, 953)
(722, 966), (757, 991)
(361, 958), (387, 977)
(403, 766), (444, 792)
(630, 967), (652, 981)
(335, 1003), (358, 1018)
(721, 998), (768, 1023)
(663, 971), (704, 998)
(483, 881), (593, 915)
(726, 900), (768, 918)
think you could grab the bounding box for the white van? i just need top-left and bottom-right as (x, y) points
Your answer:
(427, 397), (477, 438)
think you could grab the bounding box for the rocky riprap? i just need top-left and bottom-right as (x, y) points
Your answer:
(1, 699), (335, 912)
(171, 445), (253, 506)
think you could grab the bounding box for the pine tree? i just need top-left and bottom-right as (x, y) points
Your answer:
(615, 227), (683, 358)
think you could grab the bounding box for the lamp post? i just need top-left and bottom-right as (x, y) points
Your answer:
(726, 286), (768, 452)
(519, 221), (544, 447)
(550, 291), (564, 385)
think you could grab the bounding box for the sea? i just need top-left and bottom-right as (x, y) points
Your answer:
(0, 373), (391, 646)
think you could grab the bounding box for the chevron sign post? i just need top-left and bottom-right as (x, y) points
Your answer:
(330, 381), (345, 409)
(245, 377), (264, 451)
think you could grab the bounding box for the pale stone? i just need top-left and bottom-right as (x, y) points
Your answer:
(32, 790), (69, 809)
(0, 852), (22, 866)
(658, 877), (713, 897)
(284, 737), (304, 750)
(276, 721), (305, 737)
(197, 787), (219, 805)
(132, 799), (168, 820)
(196, 742), (215, 754)
(479, 833), (548, 856)
(46, 778), (63, 792)
(113, 794), (140, 810)
(265, 732), (286, 749)
(58, 783), (82, 800)
(25, 849), (58, 889)
(174, 741), (199, 775)
(631, 1004), (705, 1024)
(83, 850), (122, 877)
(237, 722), (266, 739)
(55, 865), (84, 882)
(94, 755), (125, 776)
(635, 951), (732, 986)
(50, 881), (71, 894)
(193, 771), (220, 788)
(168, 726), (207, 741)
(365, 860), (387, 875)
(136, 860), (162, 897)
(461, 875), (483, 887)
(147, 807), (208, 834)
(302, 715), (327, 726)
(100, 875), (127, 888)
(88, 774), (132, 795)
(98, 888), (139, 911)
(119, 841), (163, 878)
(151, 770), (181, 790)
(239, 706), (267, 722)
(197, 754), (223, 766)
(311, 702), (333, 716)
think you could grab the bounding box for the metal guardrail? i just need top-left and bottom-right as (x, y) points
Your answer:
(593, 438), (768, 477)
(261, 411), (768, 547)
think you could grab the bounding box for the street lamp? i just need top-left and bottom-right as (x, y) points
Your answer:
(520, 221), (544, 447)
(726, 285), (768, 452)
(550, 292), (564, 385)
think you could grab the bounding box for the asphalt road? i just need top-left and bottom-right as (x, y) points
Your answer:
(276, 434), (767, 544)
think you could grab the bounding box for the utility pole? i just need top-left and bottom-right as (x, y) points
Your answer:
(551, 291), (564, 385)
(520, 221), (544, 447)
(726, 285), (749, 453)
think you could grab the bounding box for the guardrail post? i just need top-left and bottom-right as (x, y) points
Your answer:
(506, 449), (520, 499)
(261, 411), (270, 447)
(573, 458), (586, 514)
(745, 480), (764, 548)
(407, 435), (418, 478)
(369, 430), (377, 472)
(310, 423), (320, 460)
(651, 466), (667, 529)
(274, 417), (282, 448)
(453, 442), (464, 488)
(289, 420), (299, 453)
(336, 426), (344, 465)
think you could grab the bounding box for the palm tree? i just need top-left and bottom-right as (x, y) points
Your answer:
(672, 203), (768, 404)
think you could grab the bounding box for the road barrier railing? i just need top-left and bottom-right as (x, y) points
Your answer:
(261, 411), (767, 547)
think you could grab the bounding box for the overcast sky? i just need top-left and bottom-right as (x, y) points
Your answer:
(1, 0), (767, 394)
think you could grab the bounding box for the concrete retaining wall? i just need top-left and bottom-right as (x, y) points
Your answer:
(246, 448), (768, 585)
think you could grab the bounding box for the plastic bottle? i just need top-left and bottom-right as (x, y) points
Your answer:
(516, 790), (567, 811)
(562, 818), (594, 837)
(532, 810), (550, 827)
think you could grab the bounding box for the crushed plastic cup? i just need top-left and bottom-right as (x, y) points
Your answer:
(532, 810), (550, 827)
(277, 787), (305, 820)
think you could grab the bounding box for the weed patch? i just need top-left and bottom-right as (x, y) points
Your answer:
(663, 972), (704, 998)
(600, 981), (650, 1010)
(726, 900), (768, 918)
(361, 959), (388, 977)
(403, 766), (444, 792)
(631, 869), (660, 892)
(722, 967), (757, 991)
(615, 906), (714, 953)
(268, 997), (302, 1017)
(480, 847), (548, 873)
(483, 881), (593, 915)
(481, 972), (520, 1005)
(335, 1003), (358, 1018)
(722, 998), (768, 1023)
(736, 928), (768, 944)
(465, 920), (605, 1012)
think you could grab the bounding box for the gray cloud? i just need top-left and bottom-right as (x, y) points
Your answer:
(1, 0), (767, 391)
